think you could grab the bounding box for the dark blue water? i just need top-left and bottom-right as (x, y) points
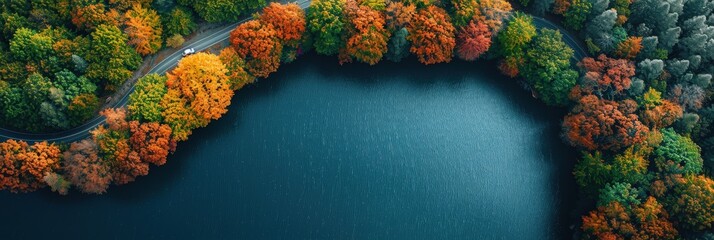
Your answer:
(0, 54), (577, 239)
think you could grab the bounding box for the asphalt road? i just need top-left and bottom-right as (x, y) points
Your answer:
(0, 6), (586, 143)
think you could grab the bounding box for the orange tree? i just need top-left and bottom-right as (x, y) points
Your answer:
(0, 140), (61, 192)
(161, 53), (232, 141)
(123, 4), (163, 56)
(343, 0), (390, 65)
(259, 2), (306, 48)
(563, 95), (649, 151)
(230, 20), (283, 78)
(408, 6), (456, 65)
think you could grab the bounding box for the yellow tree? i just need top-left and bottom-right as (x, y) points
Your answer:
(166, 52), (233, 122)
(219, 48), (254, 90)
(160, 89), (204, 141)
(124, 4), (163, 56)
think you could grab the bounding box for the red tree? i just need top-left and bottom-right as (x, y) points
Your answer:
(582, 198), (678, 239)
(343, 0), (390, 65)
(578, 54), (636, 98)
(457, 21), (492, 61)
(259, 2), (306, 47)
(563, 95), (649, 151)
(63, 139), (112, 194)
(230, 20), (283, 78)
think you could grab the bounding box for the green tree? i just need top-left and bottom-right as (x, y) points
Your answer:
(53, 69), (97, 103)
(597, 182), (642, 208)
(85, 24), (142, 91)
(562, 0), (591, 31)
(9, 28), (54, 62)
(128, 73), (168, 122)
(654, 128), (703, 175)
(386, 27), (410, 62)
(306, 0), (345, 55)
(498, 12), (536, 57)
(191, 0), (266, 23)
(573, 151), (611, 196)
(521, 29), (576, 106)
(162, 7), (196, 36)
(662, 175), (714, 231)
(68, 93), (99, 125)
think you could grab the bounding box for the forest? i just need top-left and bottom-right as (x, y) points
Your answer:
(0, 0), (264, 132)
(1, 0), (714, 239)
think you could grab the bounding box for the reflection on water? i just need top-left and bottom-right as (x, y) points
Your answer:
(0, 54), (577, 239)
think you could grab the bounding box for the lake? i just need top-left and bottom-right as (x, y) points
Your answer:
(0, 54), (578, 239)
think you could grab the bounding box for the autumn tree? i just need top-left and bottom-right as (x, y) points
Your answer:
(384, 1), (415, 31)
(615, 36), (642, 59)
(71, 4), (120, 31)
(63, 139), (112, 194)
(128, 73), (167, 123)
(552, 0), (569, 15)
(450, 0), (479, 27)
(581, 197), (678, 240)
(43, 173), (70, 195)
(92, 108), (150, 185)
(160, 89), (203, 141)
(306, 0), (346, 55)
(123, 4), (163, 56)
(521, 29), (577, 106)
(165, 34), (184, 48)
(456, 21), (492, 61)
(343, 0), (390, 65)
(129, 121), (174, 166)
(497, 12), (536, 76)
(259, 2), (306, 48)
(660, 175), (714, 231)
(578, 54), (636, 99)
(639, 88), (683, 129)
(408, 6), (456, 65)
(472, 0), (512, 34)
(166, 52), (233, 122)
(230, 20), (283, 78)
(563, 95), (649, 151)
(219, 48), (254, 90)
(0, 140), (61, 192)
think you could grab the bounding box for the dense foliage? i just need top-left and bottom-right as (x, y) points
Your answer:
(0, 0), (264, 133)
(1, 1), (714, 238)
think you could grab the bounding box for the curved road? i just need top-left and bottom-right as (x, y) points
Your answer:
(0, 7), (587, 143)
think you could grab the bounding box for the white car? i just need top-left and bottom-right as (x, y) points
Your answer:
(181, 48), (196, 57)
